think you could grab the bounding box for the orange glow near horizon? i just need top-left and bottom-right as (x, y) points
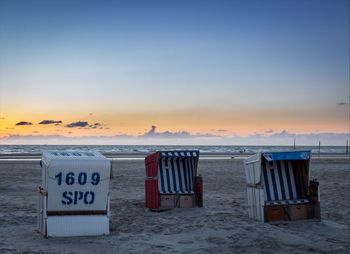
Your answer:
(1, 106), (348, 138)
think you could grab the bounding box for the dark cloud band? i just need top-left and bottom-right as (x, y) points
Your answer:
(39, 120), (62, 125)
(65, 121), (89, 128)
(15, 121), (33, 126)
(337, 102), (348, 106)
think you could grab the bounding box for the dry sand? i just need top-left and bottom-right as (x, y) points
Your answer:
(0, 158), (349, 254)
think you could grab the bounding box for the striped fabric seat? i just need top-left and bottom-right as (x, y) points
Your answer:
(262, 160), (309, 205)
(158, 156), (196, 194)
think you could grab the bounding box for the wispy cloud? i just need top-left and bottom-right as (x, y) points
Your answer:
(270, 130), (294, 138)
(39, 120), (62, 125)
(239, 130), (348, 145)
(337, 102), (348, 106)
(15, 121), (33, 126)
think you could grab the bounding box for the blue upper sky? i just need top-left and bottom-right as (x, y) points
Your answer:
(0, 0), (349, 143)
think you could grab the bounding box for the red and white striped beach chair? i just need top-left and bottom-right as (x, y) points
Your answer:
(145, 151), (203, 211)
(244, 151), (320, 222)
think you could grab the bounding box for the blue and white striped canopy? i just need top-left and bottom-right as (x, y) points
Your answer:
(157, 150), (199, 194)
(159, 151), (199, 158)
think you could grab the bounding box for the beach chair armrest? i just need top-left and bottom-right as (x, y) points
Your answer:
(195, 175), (203, 207)
(309, 179), (320, 202)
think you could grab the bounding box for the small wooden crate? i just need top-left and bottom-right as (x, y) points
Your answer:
(160, 195), (175, 209)
(266, 205), (285, 222)
(179, 195), (194, 208)
(289, 204), (307, 221)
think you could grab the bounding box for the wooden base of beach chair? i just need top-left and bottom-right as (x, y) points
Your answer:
(148, 196), (201, 211)
(288, 204), (308, 221)
(160, 195), (176, 209)
(153, 194), (198, 210)
(265, 202), (320, 222)
(266, 205), (285, 222)
(179, 195), (195, 208)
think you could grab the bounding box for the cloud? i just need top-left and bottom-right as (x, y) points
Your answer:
(65, 121), (105, 129)
(141, 125), (192, 138)
(143, 125), (157, 135)
(141, 125), (217, 139)
(65, 121), (89, 128)
(238, 130), (349, 146)
(265, 129), (274, 134)
(15, 121), (33, 126)
(337, 102), (348, 106)
(87, 123), (103, 129)
(269, 130), (294, 138)
(39, 120), (62, 125)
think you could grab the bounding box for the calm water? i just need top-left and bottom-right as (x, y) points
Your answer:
(0, 145), (347, 155)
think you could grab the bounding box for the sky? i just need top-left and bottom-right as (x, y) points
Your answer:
(0, 0), (349, 145)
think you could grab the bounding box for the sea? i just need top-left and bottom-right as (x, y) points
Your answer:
(0, 145), (348, 155)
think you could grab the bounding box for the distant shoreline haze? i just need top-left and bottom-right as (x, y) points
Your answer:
(0, 145), (348, 155)
(0, 129), (348, 146)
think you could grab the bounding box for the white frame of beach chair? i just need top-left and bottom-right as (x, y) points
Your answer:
(37, 150), (111, 237)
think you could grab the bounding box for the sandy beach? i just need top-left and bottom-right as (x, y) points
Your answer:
(0, 158), (349, 254)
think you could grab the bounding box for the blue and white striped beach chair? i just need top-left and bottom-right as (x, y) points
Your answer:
(244, 151), (320, 222)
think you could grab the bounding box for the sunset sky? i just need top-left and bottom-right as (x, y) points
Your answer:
(0, 0), (349, 145)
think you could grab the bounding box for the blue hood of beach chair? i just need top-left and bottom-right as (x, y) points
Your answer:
(262, 151), (311, 162)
